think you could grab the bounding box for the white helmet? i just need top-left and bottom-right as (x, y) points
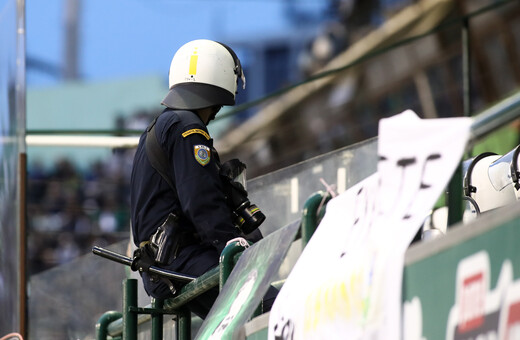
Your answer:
(463, 152), (517, 213)
(161, 39), (246, 110)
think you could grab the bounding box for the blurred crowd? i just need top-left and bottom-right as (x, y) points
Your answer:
(27, 153), (133, 274)
(26, 111), (156, 275)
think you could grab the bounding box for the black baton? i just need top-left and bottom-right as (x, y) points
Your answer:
(92, 245), (196, 283)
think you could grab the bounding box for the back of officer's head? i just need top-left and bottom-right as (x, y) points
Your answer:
(161, 39), (246, 112)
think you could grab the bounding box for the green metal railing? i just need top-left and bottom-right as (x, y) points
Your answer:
(95, 191), (329, 340)
(95, 242), (245, 340)
(301, 191), (332, 248)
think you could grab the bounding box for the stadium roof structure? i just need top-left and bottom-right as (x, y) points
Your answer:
(215, 0), (455, 158)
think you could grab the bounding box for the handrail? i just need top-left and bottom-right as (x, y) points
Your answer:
(0, 333), (24, 340)
(219, 241), (249, 291)
(301, 191), (332, 248)
(96, 311), (123, 340)
(162, 267), (220, 312)
(96, 242), (246, 340)
(470, 91), (520, 145)
(104, 310), (154, 338)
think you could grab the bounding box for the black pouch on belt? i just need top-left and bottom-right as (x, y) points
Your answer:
(149, 213), (181, 265)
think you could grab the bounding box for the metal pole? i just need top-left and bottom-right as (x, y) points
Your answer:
(462, 17), (472, 118)
(151, 298), (163, 340)
(18, 153), (27, 339)
(63, 0), (80, 79)
(447, 164), (463, 227)
(470, 91), (520, 141)
(123, 279), (138, 340)
(448, 17), (471, 227)
(176, 308), (191, 340)
(16, 0), (27, 337)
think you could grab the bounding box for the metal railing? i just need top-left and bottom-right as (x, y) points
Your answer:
(94, 191), (330, 340)
(94, 244), (242, 340)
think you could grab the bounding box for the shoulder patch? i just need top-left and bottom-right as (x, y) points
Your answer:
(194, 145), (211, 166)
(182, 128), (210, 140)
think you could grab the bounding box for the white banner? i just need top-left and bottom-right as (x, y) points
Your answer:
(268, 110), (472, 340)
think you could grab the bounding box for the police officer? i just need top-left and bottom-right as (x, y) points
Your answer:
(130, 39), (262, 318)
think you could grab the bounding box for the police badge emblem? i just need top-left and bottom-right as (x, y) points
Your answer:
(194, 145), (211, 166)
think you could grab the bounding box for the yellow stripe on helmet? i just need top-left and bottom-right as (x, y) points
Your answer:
(189, 49), (198, 75)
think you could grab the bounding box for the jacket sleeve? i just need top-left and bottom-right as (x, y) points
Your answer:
(169, 123), (240, 253)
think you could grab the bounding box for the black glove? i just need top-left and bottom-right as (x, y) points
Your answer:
(220, 159), (246, 181)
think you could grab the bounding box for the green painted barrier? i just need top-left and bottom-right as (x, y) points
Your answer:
(195, 221), (300, 339)
(403, 204), (520, 339)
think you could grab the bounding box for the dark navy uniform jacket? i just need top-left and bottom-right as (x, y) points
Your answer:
(130, 109), (241, 271)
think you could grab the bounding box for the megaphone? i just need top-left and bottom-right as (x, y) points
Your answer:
(463, 150), (518, 213)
